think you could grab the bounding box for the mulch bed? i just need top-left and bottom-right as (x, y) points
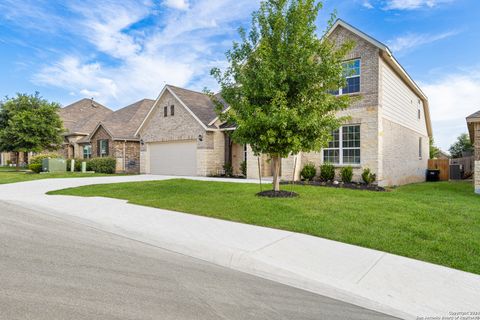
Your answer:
(256, 190), (299, 198)
(281, 180), (386, 192)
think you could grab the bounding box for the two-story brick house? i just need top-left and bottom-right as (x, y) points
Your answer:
(132, 20), (433, 186)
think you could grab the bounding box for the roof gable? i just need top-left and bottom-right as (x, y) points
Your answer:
(91, 99), (155, 140)
(327, 19), (432, 137)
(136, 85), (227, 135)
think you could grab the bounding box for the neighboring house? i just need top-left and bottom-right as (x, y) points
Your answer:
(436, 150), (451, 160)
(137, 85), (245, 176)
(466, 110), (480, 194)
(80, 99), (155, 173)
(138, 20), (432, 186)
(59, 98), (113, 158)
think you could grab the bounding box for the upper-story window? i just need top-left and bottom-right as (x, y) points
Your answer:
(170, 105), (175, 116)
(332, 59), (361, 95)
(164, 106), (168, 117)
(323, 125), (361, 165)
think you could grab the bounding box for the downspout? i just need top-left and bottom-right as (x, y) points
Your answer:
(123, 140), (127, 172)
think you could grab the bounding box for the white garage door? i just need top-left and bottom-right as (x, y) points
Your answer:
(149, 140), (197, 176)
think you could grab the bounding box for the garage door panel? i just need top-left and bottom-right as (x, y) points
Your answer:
(149, 141), (197, 176)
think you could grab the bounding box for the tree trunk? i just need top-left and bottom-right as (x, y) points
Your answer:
(15, 152), (20, 171)
(272, 155), (281, 192)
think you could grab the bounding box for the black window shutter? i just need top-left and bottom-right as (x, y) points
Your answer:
(164, 106), (168, 117)
(105, 140), (109, 156)
(97, 140), (101, 157)
(171, 105), (174, 116)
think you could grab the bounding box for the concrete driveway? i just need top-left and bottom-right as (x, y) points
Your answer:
(0, 175), (479, 319)
(0, 202), (397, 320)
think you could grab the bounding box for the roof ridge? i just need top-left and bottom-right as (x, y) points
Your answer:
(167, 84), (208, 96)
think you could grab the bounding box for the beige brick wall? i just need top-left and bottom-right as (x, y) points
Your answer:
(475, 123), (480, 161)
(281, 25), (381, 183)
(139, 89), (225, 176)
(246, 146), (272, 179)
(381, 118), (428, 186)
(231, 143), (245, 176)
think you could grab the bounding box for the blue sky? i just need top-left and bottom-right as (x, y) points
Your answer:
(0, 0), (479, 151)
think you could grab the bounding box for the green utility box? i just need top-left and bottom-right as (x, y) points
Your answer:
(42, 158), (67, 173)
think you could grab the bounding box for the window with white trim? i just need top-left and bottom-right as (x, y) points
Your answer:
(83, 145), (92, 159)
(332, 59), (361, 95)
(323, 125), (361, 165)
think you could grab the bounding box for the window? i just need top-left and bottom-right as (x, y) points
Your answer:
(244, 145), (248, 162)
(170, 105), (175, 116)
(323, 125), (360, 165)
(98, 139), (109, 157)
(83, 145), (92, 159)
(419, 137), (422, 159)
(164, 106), (168, 117)
(332, 59), (361, 95)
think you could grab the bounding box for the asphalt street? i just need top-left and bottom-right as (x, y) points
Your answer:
(0, 201), (398, 320)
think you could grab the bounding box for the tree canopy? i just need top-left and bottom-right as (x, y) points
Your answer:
(448, 133), (474, 158)
(211, 0), (354, 192)
(0, 93), (64, 165)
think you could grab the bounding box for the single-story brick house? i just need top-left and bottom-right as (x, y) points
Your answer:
(79, 99), (155, 173)
(137, 85), (246, 176)
(138, 20), (431, 186)
(59, 98), (113, 159)
(0, 98), (112, 166)
(466, 110), (480, 194)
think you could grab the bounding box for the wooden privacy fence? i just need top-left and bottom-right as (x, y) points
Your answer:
(428, 159), (450, 181)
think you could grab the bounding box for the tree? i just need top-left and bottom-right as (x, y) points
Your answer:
(448, 133), (473, 158)
(0, 93), (64, 169)
(429, 137), (440, 159)
(211, 0), (354, 192)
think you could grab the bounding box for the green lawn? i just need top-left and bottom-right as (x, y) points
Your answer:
(48, 179), (480, 274)
(0, 168), (129, 184)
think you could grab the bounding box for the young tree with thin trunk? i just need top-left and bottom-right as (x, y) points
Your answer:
(211, 0), (355, 193)
(0, 93), (64, 170)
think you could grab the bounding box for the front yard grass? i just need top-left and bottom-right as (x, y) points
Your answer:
(48, 179), (480, 274)
(0, 169), (129, 184)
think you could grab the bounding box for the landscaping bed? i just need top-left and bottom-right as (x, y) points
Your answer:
(282, 180), (386, 192)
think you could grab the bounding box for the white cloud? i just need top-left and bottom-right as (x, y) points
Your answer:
(387, 30), (458, 53)
(383, 0), (453, 10)
(362, 1), (374, 9)
(163, 0), (189, 10)
(30, 0), (258, 107)
(421, 70), (480, 151)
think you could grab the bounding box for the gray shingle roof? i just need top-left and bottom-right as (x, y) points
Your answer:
(59, 99), (113, 135)
(466, 110), (480, 120)
(99, 99), (155, 140)
(167, 85), (227, 127)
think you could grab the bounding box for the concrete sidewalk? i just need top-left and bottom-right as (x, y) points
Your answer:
(1, 175), (479, 319)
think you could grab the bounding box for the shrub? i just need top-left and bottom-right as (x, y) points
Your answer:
(28, 163), (42, 173)
(30, 153), (61, 166)
(362, 168), (376, 185)
(223, 162), (233, 177)
(340, 166), (353, 183)
(320, 162), (335, 181)
(300, 163), (317, 181)
(89, 157), (116, 174)
(240, 160), (247, 177)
